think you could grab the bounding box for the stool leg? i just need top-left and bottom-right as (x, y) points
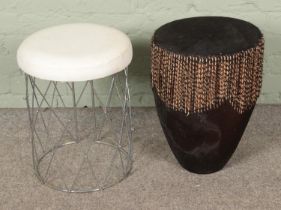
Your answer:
(90, 80), (96, 128)
(124, 68), (133, 169)
(25, 75), (39, 177)
(71, 82), (80, 142)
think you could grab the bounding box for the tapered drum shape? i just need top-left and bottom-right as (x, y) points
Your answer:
(151, 17), (264, 174)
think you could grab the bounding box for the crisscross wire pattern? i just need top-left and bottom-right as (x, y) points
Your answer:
(25, 69), (132, 193)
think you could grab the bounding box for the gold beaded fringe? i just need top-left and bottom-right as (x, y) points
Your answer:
(151, 37), (264, 114)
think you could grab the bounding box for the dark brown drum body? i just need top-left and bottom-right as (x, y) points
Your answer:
(151, 17), (264, 174)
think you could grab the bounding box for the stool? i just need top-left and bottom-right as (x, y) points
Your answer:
(151, 17), (264, 174)
(17, 23), (133, 192)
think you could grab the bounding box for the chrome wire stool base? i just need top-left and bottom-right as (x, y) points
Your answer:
(25, 69), (132, 193)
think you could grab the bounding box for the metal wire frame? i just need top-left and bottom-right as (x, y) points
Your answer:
(25, 68), (133, 193)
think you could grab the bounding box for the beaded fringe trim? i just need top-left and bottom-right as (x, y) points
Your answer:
(151, 37), (264, 114)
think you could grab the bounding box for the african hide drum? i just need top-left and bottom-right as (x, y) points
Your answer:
(151, 17), (264, 174)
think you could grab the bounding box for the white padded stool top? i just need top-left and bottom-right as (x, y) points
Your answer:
(17, 23), (133, 81)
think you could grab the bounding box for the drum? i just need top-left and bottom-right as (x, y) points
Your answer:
(151, 17), (264, 174)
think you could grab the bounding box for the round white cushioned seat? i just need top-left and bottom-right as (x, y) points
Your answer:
(17, 23), (133, 81)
